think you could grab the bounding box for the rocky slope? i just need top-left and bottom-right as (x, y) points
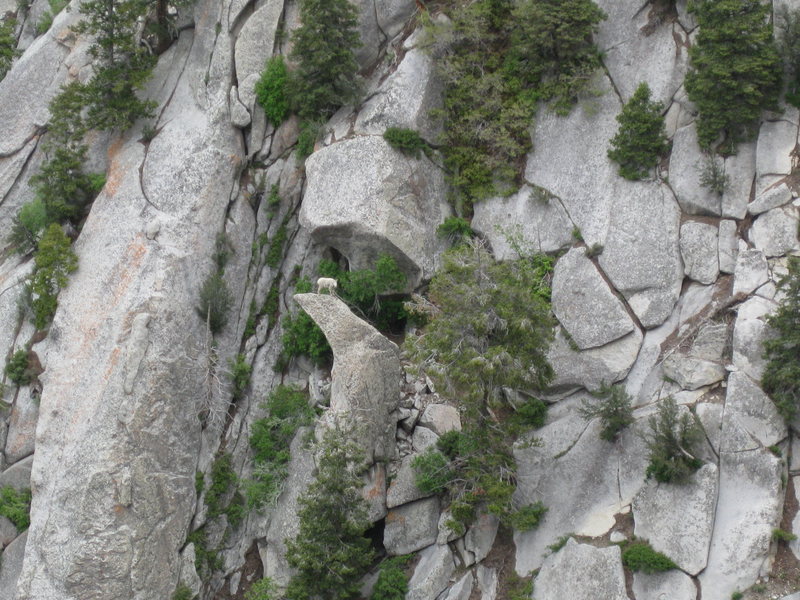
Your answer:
(0, 0), (799, 599)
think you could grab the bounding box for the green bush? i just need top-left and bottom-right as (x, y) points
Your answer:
(279, 277), (332, 367)
(0, 16), (18, 81)
(29, 224), (78, 330)
(371, 557), (412, 600)
(255, 56), (290, 127)
(644, 397), (703, 483)
(383, 127), (428, 158)
(412, 449), (454, 495)
(244, 578), (276, 600)
(507, 501), (548, 531)
(229, 354), (251, 400)
(172, 583), (194, 600)
(4, 349), (32, 386)
(772, 528), (798, 543)
(684, 0), (782, 151)
(621, 540), (677, 573)
(0, 486), (32, 531)
(578, 383), (634, 442)
(197, 272), (232, 335)
(698, 154), (729, 195)
(265, 222), (288, 268)
(607, 82), (668, 180)
(285, 431), (375, 600)
(436, 217), (474, 245)
(778, 6), (800, 108)
(205, 453), (244, 528)
(296, 121), (320, 159)
(247, 385), (314, 508)
(186, 527), (222, 578)
(762, 257), (800, 421)
(9, 200), (49, 255)
(287, 0), (361, 120)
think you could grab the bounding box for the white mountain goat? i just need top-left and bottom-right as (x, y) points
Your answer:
(316, 277), (338, 295)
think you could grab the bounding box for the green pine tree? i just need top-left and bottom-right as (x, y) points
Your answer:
(685, 0), (782, 151)
(284, 430), (375, 600)
(73, 0), (157, 130)
(29, 224), (78, 329)
(762, 257), (800, 421)
(607, 82), (668, 180)
(0, 16), (18, 81)
(287, 0), (362, 120)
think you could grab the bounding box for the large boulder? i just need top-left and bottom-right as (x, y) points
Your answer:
(552, 248), (635, 349)
(597, 182), (683, 328)
(680, 221), (720, 285)
(300, 136), (449, 286)
(749, 206), (800, 258)
(698, 449), (784, 600)
(384, 497), (440, 555)
(632, 463), (718, 575)
(294, 293), (401, 461)
(755, 117), (798, 196)
(662, 322), (727, 391)
(732, 296), (776, 380)
(405, 542), (455, 600)
(720, 372), (787, 453)
(0, 531), (26, 600)
(471, 186), (574, 259)
(632, 570), (697, 600)
(669, 124), (722, 216)
(233, 0), (283, 109)
(533, 539), (627, 600)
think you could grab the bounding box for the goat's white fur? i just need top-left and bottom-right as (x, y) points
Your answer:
(316, 277), (338, 294)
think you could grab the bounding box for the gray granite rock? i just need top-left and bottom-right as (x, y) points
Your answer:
(632, 463), (718, 575)
(233, 0), (283, 107)
(386, 455), (429, 508)
(295, 294), (400, 461)
(732, 295), (776, 380)
(0, 455), (33, 492)
(300, 136), (449, 286)
(680, 221), (719, 284)
(750, 206), (799, 258)
(464, 513), (499, 564)
(471, 186), (574, 259)
(406, 542), (454, 600)
(476, 565), (497, 600)
(552, 248), (634, 349)
(722, 141), (756, 219)
(632, 570), (697, 600)
(662, 322), (727, 391)
(733, 249), (769, 297)
(718, 219), (739, 274)
(418, 404), (461, 436)
(0, 516), (16, 550)
(4, 391), (37, 465)
(756, 118), (797, 180)
(720, 372), (787, 453)
(0, 531), (26, 600)
(384, 496), (440, 555)
(533, 539), (627, 600)
(440, 572), (473, 600)
(411, 426), (439, 453)
(749, 182), (793, 215)
(670, 124), (723, 215)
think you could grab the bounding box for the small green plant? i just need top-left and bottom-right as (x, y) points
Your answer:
(507, 573), (534, 600)
(229, 354), (251, 400)
(685, 0), (782, 151)
(436, 217), (474, 245)
(265, 222), (288, 268)
(698, 154), (729, 195)
(255, 56), (290, 127)
(212, 232), (232, 272)
(578, 383), (634, 442)
(411, 448), (454, 495)
(245, 578), (277, 600)
(195, 472), (204, 496)
(0, 16), (19, 81)
(607, 82), (668, 180)
(205, 453), (245, 528)
(383, 127), (428, 158)
(571, 227), (583, 242)
(0, 486), (32, 531)
(585, 242), (603, 258)
(644, 397), (703, 484)
(29, 223), (78, 329)
(547, 535), (571, 553)
(762, 257), (800, 422)
(197, 272), (232, 335)
(267, 184), (281, 213)
(9, 199), (49, 255)
(370, 556), (412, 600)
(296, 121), (320, 159)
(772, 528), (797, 542)
(247, 385), (314, 508)
(621, 540), (677, 573)
(187, 527), (222, 578)
(731, 592), (743, 600)
(172, 583), (194, 600)
(768, 445), (783, 457)
(507, 501), (548, 531)
(4, 349), (32, 386)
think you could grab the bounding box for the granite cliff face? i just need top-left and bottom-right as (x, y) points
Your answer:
(0, 0), (799, 599)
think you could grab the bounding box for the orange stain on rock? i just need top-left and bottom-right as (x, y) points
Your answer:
(104, 138), (126, 197)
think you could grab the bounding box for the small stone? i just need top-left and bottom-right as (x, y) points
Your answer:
(418, 404), (461, 436)
(609, 531), (627, 543)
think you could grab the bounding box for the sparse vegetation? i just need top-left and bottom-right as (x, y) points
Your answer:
(29, 224), (78, 329)
(436, 216), (474, 245)
(762, 257), (800, 422)
(244, 578), (277, 600)
(172, 583), (194, 600)
(579, 383), (634, 442)
(644, 397), (703, 484)
(698, 154), (729, 195)
(607, 82), (668, 180)
(279, 277), (332, 368)
(229, 354), (251, 401)
(0, 16), (18, 81)
(197, 272), (233, 335)
(772, 528), (798, 543)
(206, 453), (245, 529)
(247, 385), (314, 508)
(4, 349), (33, 386)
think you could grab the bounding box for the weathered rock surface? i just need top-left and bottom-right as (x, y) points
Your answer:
(720, 372), (787, 452)
(722, 141), (756, 219)
(718, 219), (739, 274)
(750, 206), (799, 258)
(384, 496), (440, 555)
(749, 182), (793, 215)
(632, 463), (718, 575)
(300, 136), (448, 286)
(476, 565), (497, 600)
(598, 183), (682, 328)
(699, 449), (784, 600)
(756, 118), (797, 184)
(441, 572), (473, 600)
(533, 539), (627, 600)
(0, 531), (26, 600)
(295, 294), (400, 461)
(552, 248), (634, 349)
(405, 542), (455, 600)
(733, 249), (770, 297)
(233, 0), (283, 107)
(662, 322), (727, 391)
(471, 186), (574, 259)
(386, 455), (429, 508)
(418, 404), (461, 436)
(354, 48), (442, 138)
(632, 570), (697, 600)
(464, 513), (500, 565)
(732, 296), (775, 379)
(670, 124), (722, 215)
(680, 221), (720, 284)
(4, 391), (38, 465)
(0, 455), (33, 491)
